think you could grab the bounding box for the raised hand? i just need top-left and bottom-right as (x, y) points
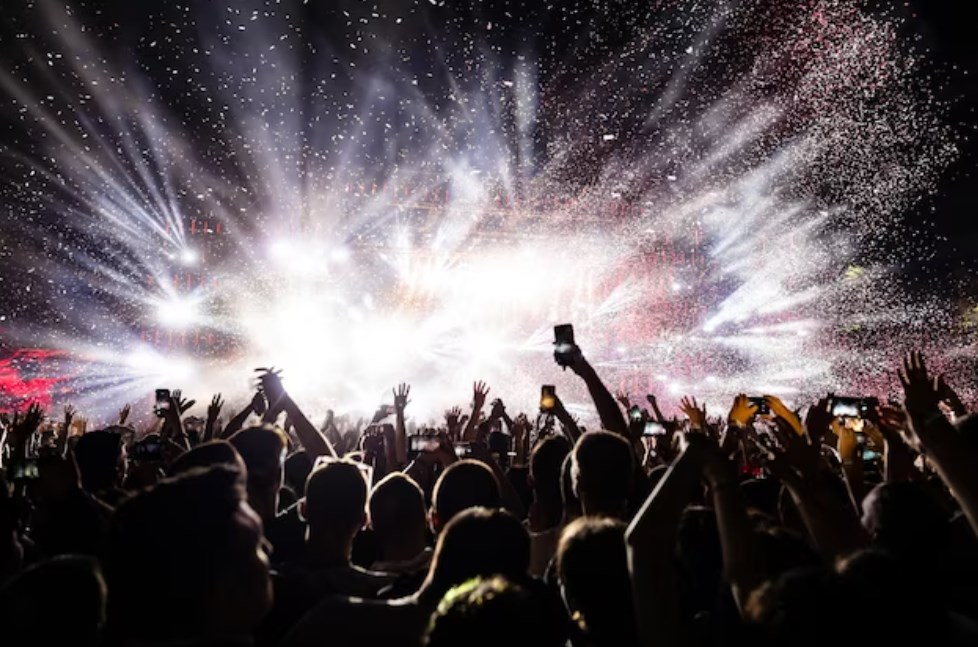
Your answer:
(615, 390), (632, 410)
(118, 403), (132, 426)
(393, 383), (411, 411)
(488, 398), (506, 419)
(898, 350), (941, 415)
(803, 397), (833, 446)
(645, 393), (666, 423)
(937, 374), (967, 416)
(727, 394), (758, 428)
(679, 396), (707, 430)
(445, 406), (462, 430)
(255, 367), (286, 410)
(832, 418), (858, 464)
(63, 404), (77, 427)
(171, 389), (196, 414)
(765, 395), (804, 436)
(207, 394), (224, 421)
(10, 402), (44, 447)
(472, 380), (490, 410)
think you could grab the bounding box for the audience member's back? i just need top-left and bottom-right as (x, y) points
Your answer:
(527, 435), (570, 576)
(105, 465), (271, 645)
(557, 516), (638, 647)
(73, 430), (126, 506)
(0, 555), (106, 647)
(571, 431), (634, 519)
(430, 459), (501, 533)
(424, 576), (565, 647)
(369, 473), (432, 596)
(281, 507), (531, 647)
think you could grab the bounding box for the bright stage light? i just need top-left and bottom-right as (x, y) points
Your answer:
(125, 347), (194, 382)
(180, 249), (198, 265)
(156, 296), (200, 329)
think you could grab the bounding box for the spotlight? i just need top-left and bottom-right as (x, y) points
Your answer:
(180, 248), (199, 265)
(156, 296), (200, 329)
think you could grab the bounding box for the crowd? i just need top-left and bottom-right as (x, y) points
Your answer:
(1, 340), (978, 647)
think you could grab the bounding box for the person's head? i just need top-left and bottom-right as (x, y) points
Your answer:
(740, 478), (782, 518)
(0, 555), (106, 647)
(369, 472), (427, 556)
(169, 440), (245, 478)
(106, 465), (271, 643)
(749, 550), (942, 647)
(422, 507), (529, 605)
(301, 459), (367, 542)
(556, 517), (636, 647)
(431, 459), (501, 534)
(229, 425), (287, 521)
(571, 431), (634, 518)
(284, 449), (314, 497)
(424, 576), (565, 647)
(530, 435), (571, 520)
(560, 452), (582, 522)
(861, 482), (949, 558)
(73, 430), (124, 494)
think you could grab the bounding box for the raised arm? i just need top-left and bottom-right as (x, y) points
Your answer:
(626, 441), (706, 647)
(260, 369), (336, 460)
(203, 394), (224, 442)
(759, 399), (866, 561)
(833, 418), (867, 515)
(461, 381), (490, 442)
(552, 394), (582, 443)
(58, 404), (76, 457)
(703, 443), (764, 615)
(220, 392), (260, 439)
(900, 351), (978, 536)
(392, 383), (410, 466)
(566, 347), (627, 435)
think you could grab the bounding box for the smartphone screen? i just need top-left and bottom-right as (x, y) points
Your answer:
(748, 397), (770, 415)
(155, 388), (171, 416)
(409, 435), (439, 453)
(540, 385), (556, 412)
(454, 442), (472, 457)
(831, 400), (861, 418)
(862, 449), (881, 461)
(629, 405), (643, 422)
(643, 421), (666, 436)
(553, 324), (575, 366)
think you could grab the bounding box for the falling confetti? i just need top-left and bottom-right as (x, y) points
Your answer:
(0, 0), (967, 422)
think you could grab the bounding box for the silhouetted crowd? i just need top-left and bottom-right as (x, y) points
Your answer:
(2, 343), (978, 647)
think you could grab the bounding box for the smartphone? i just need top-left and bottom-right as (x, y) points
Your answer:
(12, 459), (39, 480)
(454, 442), (472, 458)
(553, 324), (575, 367)
(747, 396), (770, 416)
(540, 385), (556, 412)
(131, 438), (164, 462)
(629, 405), (644, 422)
(829, 396), (879, 419)
(862, 448), (881, 461)
(154, 388), (171, 417)
(409, 435), (440, 453)
(643, 421), (666, 436)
